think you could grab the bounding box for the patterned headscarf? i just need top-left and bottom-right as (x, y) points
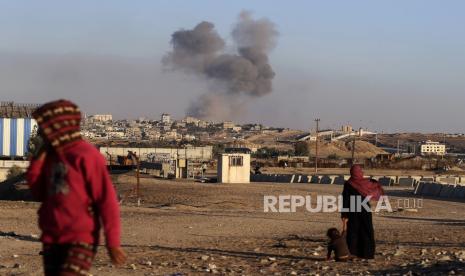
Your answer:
(32, 100), (82, 149)
(348, 165), (385, 200)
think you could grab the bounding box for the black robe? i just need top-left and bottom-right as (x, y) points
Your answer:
(341, 182), (375, 259)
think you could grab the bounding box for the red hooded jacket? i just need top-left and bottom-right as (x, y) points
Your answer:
(27, 140), (121, 248)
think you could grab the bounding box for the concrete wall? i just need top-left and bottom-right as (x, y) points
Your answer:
(218, 153), (250, 183)
(99, 146), (213, 162)
(250, 173), (465, 189)
(415, 182), (465, 200)
(0, 160), (30, 182)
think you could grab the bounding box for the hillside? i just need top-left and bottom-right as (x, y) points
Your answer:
(308, 140), (387, 159)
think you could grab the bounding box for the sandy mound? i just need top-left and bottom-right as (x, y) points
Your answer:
(308, 140), (387, 159)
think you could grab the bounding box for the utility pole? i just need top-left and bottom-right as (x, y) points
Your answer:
(314, 118), (320, 173)
(351, 132), (356, 165)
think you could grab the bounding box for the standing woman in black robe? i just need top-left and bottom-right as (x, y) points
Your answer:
(341, 165), (384, 259)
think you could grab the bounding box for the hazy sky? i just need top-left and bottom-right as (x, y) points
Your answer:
(1, 0), (464, 132)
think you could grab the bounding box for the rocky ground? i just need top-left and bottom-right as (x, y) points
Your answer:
(1, 175), (465, 275)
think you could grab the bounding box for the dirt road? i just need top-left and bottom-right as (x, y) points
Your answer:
(1, 177), (464, 275)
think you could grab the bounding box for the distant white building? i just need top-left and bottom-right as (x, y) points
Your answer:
(421, 140), (446, 156)
(183, 116), (200, 125)
(223, 121), (235, 129)
(232, 126), (242, 132)
(217, 149), (251, 183)
(341, 125), (353, 133)
(161, 113), (171, 124)
(90, 114), (112, 122)
(198, 121), (209, 128)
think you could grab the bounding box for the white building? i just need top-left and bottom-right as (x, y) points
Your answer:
(232, 126), (242, 132)
(0, 103), (39, 157)
(161, 113), (171, 124)
(90, 114), (113, 122)
(183, 116), (200, 125)
(421, 140), (446, 156)
(217, 149), (251, 183)
(0, 118), (37, 157)
(222, 121), (235, 129)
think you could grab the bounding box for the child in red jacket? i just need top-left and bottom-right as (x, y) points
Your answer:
(27, 100), (126, 276)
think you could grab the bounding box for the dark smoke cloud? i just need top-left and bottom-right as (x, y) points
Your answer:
(163, 11), (278, 120)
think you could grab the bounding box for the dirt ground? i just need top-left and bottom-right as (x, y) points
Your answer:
(1, 176), (465, 275)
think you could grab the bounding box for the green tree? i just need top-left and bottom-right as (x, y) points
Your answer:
(294, 141), (309, 156)
(328, 154), (340, 160)
(27, 125), (44, 158)
(6, 165), (24, 180)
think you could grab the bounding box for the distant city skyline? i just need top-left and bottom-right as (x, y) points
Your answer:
(1, 1), (465, 133)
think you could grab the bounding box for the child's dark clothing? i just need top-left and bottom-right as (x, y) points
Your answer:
(327, 231), (350, 261)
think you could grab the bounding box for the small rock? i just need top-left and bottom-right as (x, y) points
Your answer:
(13, 263), (21, 269)
(268, 257), (276, 261)
(455, 250), (465, 258)
(274, 241), (287, 248)
(208, 263), (217, 270)
(439, 256), (452, 261)
(312, 252), (320, 256)
(200, 255), (210, 261)
(145, 261), (152, 266)
(130, 263), (137, 270)
(13, 255), (19, 258)
(290, 271), (297, 275)
(420, 249), (427, 256)
(449, 271), (456, 275)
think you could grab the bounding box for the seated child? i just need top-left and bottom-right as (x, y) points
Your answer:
(326, 227), (351, 262)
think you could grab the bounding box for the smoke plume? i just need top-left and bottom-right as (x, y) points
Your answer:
(163, 11), (278, 120)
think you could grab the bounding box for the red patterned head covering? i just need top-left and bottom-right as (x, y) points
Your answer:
(348, 165), (385, 200)
(32, 99), (82, 149)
